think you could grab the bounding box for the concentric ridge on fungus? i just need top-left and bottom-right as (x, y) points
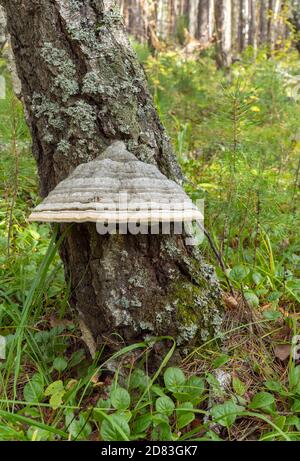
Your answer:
(29, 141), (202, 223)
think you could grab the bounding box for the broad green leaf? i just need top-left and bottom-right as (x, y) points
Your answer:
(45, 380), (64, 396)
(289, 366), (300, 393)
(133, 413), (152, 433)
(232, 377), (246, 396)
(155, 396), (175, 417)
(176, 402), (195, 429)
(23, 373), (44, 403)
(213, 354), (230, 369)
(249, 392), (275, 411)
(129, 369), (150, 390)
(110, 387), (131, 410)
(100, 415), (130, 441)
(164, 367), (185, 392)
(211, 401), (242, 427)
(229, 265), (250, 282)
(45, 380), (65, 410)
(53, 357), (68, 373)
(244, 291), (259, 307)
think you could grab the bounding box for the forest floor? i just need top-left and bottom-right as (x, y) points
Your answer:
(0, 43), (299, 441)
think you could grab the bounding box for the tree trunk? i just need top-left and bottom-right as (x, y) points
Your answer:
(249, 0), (258, 52)
(198, 0), (211, 44)
(290, 0), (300, 53)
(239, 0), (250, 51)
(259, 0), (268, 46)
(0, 5), (5, 50)
(215, 0), (232, 68)
(188, 0), (200, 38)
(1, 0), (222, 354)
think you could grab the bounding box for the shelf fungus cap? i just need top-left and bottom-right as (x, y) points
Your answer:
(28, 141), (203, 224)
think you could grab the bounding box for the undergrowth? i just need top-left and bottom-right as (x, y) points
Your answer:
(0, 42), (300, 441)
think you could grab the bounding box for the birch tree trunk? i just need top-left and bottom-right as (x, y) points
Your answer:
(239, 0), (250, 51)
(189, 0), (200, 38)
(215, 0), (232, 68)
(249, 0), (258, 51)
(1, 0), (222, 354)
(198, 0), (213, 44)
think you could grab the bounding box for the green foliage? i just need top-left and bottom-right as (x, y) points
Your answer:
(1, 42), (300, 442)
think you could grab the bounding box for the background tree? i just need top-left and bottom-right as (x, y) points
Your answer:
(215, 0), (232, 68)
(0, 0), (223, 354)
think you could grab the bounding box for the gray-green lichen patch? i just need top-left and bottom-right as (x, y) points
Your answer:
(65, 101), (97, 136)
(41, 43), (79, 101)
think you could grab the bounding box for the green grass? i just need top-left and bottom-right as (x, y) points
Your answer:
(0, 43), (300, 441)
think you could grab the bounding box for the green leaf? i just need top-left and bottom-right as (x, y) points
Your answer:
(155, 396), (175, 417)
(45, 380), (65, 410)
(213, 354), (230, 369)
(129, 369), (150, 390)
(289, 366), (300, 393)
(252, 272), (263, 285)
(65, 410), (92, 440)
(100, 415), (130, 441)
(133, 413), (152, 433)
(164, 367), (185, 393)
(262, 310), (281, 320)
(265, 380), (284, 393)
(68, 349), (85, 368)
(23, 373), (44, 403)
(291, 399), (300, 413)
(176, 402), (195, 429)
(53, 357), (68, 373)
(110, 387), (131, 410)
(232, 377), (246, 396)
(211, 401), (242, 427)
(244, 291), (259, 307)
(229, 265), (250, 283)
(175, 376), (205, 403)
(0, 425), (25, 441)
(249, 392), (275, 411)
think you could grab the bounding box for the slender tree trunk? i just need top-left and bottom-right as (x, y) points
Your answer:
(259, 0), (268, 46)
(239, 0), (250, 51)
(290, 0), (300, 53)
(215, 0), (232, 68)
(231, 0), (240, 59)
(0, 5), (5, 50)
(198, 0), (211, 44)
(1, 0), (222, 354)
(249, 0), (258, 52)
(189, 0), (200, 38)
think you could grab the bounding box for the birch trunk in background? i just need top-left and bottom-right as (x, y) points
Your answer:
(1, 0), (223, 355)
(239, 0), (250, 51)
(215, 0), (232, 68)
(231, 0), (240, 58)
(189, 0), (200, 38)
(0, 5), (6, 50)
(249, 0), (258, 51)
(198, 0), (214, 44)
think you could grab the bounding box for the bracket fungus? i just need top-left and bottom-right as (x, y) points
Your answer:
(29, 141), (202, 229)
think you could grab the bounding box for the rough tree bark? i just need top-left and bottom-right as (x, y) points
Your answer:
(215, 0), (232, 68)
(1, 0), (222, 354)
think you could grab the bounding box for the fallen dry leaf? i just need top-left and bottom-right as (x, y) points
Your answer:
(274, 344), (291, 361)
(223, 294), (239, 310)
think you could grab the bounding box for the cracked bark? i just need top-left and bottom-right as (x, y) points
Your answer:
(1, 0), (223, 354)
